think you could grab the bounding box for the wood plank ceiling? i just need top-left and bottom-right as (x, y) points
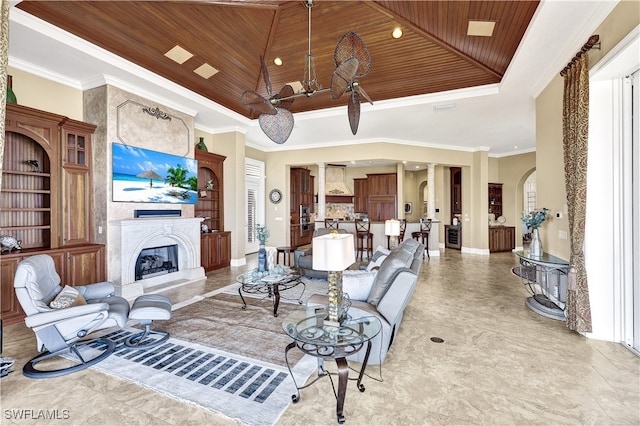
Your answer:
(17, 1), (539, 119)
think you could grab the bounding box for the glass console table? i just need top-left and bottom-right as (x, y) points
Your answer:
(515, 251), (569, 320)
(282, 307), (381, 424)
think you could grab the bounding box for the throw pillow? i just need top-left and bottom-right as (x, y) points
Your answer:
(50, 286), (87, 309)
(371, 246), (391, 262)
(342, 270), (377, 301)
(366, 254), (387, 271)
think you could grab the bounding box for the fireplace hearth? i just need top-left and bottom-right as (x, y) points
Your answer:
(110, 217), (205, 300)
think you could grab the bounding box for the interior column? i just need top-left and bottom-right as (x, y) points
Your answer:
(317, 162), (326, 221)
(427, 163), (436, 218)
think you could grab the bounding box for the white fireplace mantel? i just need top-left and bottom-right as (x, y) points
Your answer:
(110, 217), (204, 300)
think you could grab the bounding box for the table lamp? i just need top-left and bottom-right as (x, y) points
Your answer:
(385, 219), (401, 250)
(312, 232), (355, 327)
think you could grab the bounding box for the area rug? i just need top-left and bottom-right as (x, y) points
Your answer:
(89, 328), (316, 426)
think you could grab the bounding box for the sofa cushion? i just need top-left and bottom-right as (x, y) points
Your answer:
(367, 249), (413, 306)
(342, 270), (377, 301)
(371, 245), (390, 261)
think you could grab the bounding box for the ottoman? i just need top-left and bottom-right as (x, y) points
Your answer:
(125, 294), (172, 349)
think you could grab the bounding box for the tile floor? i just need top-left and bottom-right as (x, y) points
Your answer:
(1, 249), (639, 425)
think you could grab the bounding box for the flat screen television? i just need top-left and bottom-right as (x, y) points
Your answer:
(112, 142), (197, 204)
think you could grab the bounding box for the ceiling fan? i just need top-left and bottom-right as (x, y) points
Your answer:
(241, 0), (373, 144)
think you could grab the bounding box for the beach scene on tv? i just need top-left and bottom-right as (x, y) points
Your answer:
(112, 143), (198, 204)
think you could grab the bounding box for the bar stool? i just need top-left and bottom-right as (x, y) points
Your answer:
(324, 218), (340, 230)
(411, 218), (432, 259)
(355, 218), (374, 261)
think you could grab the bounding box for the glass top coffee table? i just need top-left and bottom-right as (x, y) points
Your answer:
(282, 306), (381, 424)
(235, 268), (305, 317)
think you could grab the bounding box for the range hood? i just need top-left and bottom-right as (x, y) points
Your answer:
(325, 165), (353, 196)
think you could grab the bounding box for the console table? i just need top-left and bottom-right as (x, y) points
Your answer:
(282, 307), (381, 424)
(515, 251), (569, 320)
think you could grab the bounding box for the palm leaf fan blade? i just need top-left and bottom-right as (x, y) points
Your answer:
(330, 57), (359, 100)
(241, 91), (277, 115)
(347, 90), (361, 135)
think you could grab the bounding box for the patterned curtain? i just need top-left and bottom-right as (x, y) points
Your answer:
(0, 0), (9, 193)
(562, 54), (592, 332)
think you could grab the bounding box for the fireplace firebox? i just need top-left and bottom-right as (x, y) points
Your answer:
(135, 244), (178, 281)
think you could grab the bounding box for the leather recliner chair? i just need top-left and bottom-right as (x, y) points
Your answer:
(13, 254), (130, 378)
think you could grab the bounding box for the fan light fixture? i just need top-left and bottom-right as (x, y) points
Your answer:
(241, 0), (373, 144)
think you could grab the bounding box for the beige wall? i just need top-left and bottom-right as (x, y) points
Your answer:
(7, 66), (83, 120)
(534, 0), (640, 261)
(498, 152), (536, 227)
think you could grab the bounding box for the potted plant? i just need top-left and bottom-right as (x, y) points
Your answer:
(521, 208), (550, 257)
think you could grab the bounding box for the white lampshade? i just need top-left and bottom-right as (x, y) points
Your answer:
(312, 233), (355, 271)
(385, 219), (401, 237)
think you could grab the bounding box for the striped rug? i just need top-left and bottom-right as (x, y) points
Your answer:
(89, 328), (316, 425)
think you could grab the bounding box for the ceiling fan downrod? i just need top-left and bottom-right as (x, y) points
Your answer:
(302, 0), (320, 95)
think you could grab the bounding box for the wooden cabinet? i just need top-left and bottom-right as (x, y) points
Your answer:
(61, 120), (95, 246)
(290, 224), (314, 247)
(366, 173), (397, 221)
(290, 168), (313, 247)
(2, 104), (103, 325)
(367, 173), (397, 195)
(200, 231), (231, 272)
(290, 167), (312, 213)
(450, 167), (462, 220)
(368, 195), (396, 222)
(488, 183), (503, 218)
(310, 175), (315, 213)
(195, 151), (225, 233)
(353, 178), (368, 213)
(0, 244), (106, 325)
(489, 226), (515, 252)
(195, 151), (230, 271)
(0, 258), (22, 324)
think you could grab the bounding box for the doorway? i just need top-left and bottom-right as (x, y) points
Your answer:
(589, 27), (639, 354)
(245, 159), (265, 255)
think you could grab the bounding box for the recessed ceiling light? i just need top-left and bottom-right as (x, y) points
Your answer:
(467, 20), (496, 37)
(274, 57), (283, 66)
(514, 145), (518, 149)
(415, 165), (420, 169)
(392, 27), (403, 39)
(164, 45), (193, 64)
(194, 63), (219, 79)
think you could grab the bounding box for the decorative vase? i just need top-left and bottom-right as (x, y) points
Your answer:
(6, 75), (17, 104)
(530, 228), (543, 257)
(266, 248), (275, 271)
(258, 245), (267, 272)
(196, 136), (208, 152)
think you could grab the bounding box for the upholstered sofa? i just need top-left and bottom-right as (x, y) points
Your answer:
(307, 238), (425, 365)
(294, 228), (352, 279)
